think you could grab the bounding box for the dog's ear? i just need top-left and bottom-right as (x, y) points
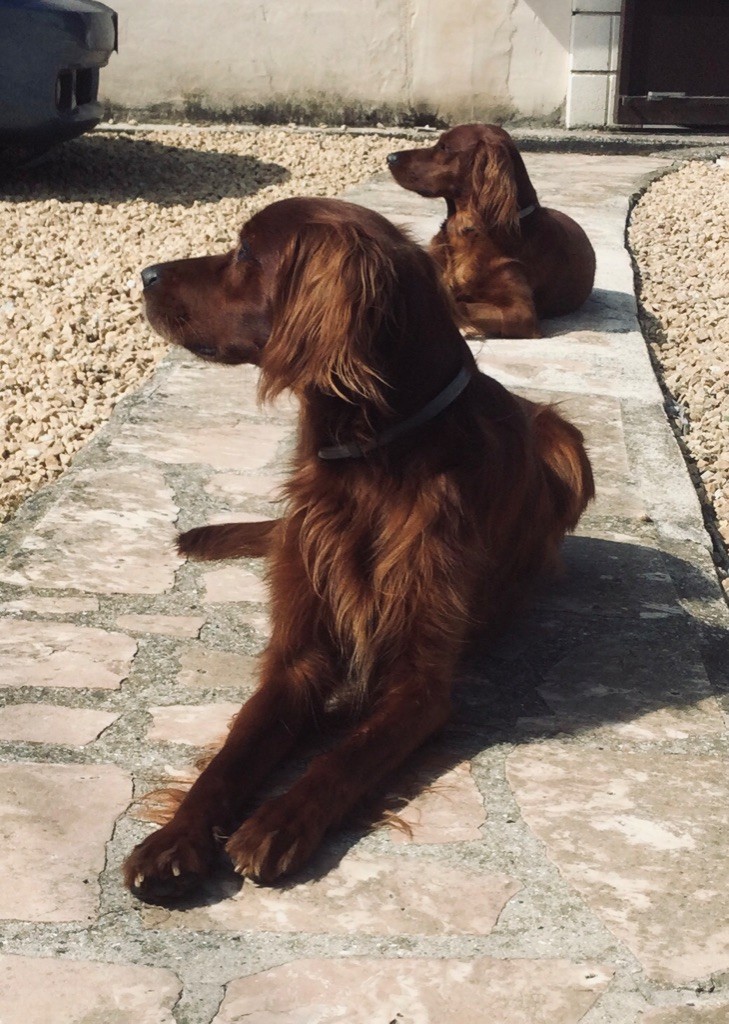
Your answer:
(258, 220), (397, 408)
(469, 139), (520, 235)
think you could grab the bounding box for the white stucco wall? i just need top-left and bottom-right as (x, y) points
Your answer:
(101, 0), (573, 124)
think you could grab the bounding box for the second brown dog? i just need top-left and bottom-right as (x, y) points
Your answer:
(388, 123), (596, 338)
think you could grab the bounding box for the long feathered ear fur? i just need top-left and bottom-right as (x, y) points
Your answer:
(469, 139), (520, 235)
(258, 220), (398, 410)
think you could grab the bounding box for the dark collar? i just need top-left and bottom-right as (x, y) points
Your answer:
(318, 366), (473, 461)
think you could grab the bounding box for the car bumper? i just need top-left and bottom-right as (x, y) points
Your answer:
(0, 0), (118, 157)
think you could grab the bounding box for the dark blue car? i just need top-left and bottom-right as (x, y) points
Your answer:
(0, 0), (117, 164)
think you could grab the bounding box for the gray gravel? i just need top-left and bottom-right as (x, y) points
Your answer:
(629, 158), (729, 594)
(2, 130), (728, 597)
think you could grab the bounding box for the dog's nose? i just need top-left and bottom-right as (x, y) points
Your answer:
(141, 264), (162, 289)
(386, 152), (400, 166)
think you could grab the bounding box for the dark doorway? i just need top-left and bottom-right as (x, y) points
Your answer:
(617, 0), (729, 126)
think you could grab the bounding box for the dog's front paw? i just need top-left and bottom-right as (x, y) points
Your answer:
(225, 796), (327, 884)
(123, 821), (217, 903)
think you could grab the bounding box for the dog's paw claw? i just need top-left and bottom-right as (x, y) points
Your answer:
(123, 823), (216, 903)
(225, 799), (324, 884)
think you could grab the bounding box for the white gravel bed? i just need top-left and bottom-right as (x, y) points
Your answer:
(629, 159), (729, 595)
(0, 125), (398, 522)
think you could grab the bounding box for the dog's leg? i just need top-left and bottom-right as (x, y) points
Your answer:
(453, 263), (540, 338)
(460, 299), (540, 339)
(123, 645), (331, 902)
(177, 519), (280, 560)
(225, 658), (455, 883)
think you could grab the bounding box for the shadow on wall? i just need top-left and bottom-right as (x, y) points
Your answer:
(521, 0), (572, 50)
(0, 133), (290, 207)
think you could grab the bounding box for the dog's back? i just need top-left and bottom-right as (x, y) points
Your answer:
(448, 372), (594, 632)
(522, 207), (597, 318)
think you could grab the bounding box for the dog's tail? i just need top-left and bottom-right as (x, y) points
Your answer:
(530, 403), (596, 531)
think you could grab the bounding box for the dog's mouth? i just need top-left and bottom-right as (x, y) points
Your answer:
(390, 169), (438, 199)
(143, 301), (213, 355)
(188, 341), (217, 359)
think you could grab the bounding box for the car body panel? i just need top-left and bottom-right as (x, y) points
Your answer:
(0, 0), (118, 161)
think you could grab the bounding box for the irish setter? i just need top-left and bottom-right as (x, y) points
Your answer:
(387, 123), (596, 338)
(125, 197), (594, 901)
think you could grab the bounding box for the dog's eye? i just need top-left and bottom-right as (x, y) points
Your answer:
(236, 239), (254, 263)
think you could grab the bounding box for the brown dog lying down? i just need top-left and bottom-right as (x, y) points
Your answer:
(387, 123), (596, 338)
(125, 197), (594, 901)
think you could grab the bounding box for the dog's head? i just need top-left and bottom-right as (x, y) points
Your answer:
(141, 196), (464, 407)
(387, 123), (537, 234)
(140, 198), (299, 366)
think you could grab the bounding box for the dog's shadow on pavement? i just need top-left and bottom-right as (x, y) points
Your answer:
(541, 288), (639, 336)
(454, 534), (728, 739)
(142, 534), (728, 908)
(0, 133), (290, 206)
(286, 536), (728, 884)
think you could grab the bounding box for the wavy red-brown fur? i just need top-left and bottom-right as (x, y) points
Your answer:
(125, 197), (594, 900)
(177, 519), (279, 560)
(388, 123), (596, 338)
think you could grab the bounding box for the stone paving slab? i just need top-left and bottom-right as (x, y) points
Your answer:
(0, 954), (181, 1024)
(115, 613), (206, 638)
(0, 763), (131, 922)
(507, 743), (729, 985)
(471, 333), (662, 401)
(201, 564), (268, 604)
(144, 853), (522, 937)
(534, 634), (725, 739)
(0, 151), (728, 1023)
(213, 957), (613, 1024)
(0, 465), (181, 593)
(0, 595), (100, 615)
(111, 417), (291, 473)
(146, 701), (240, 746)
(0, 703), (118, 745)
(0, 619), (137, 689)
(641, 1004), (729, 1024)
(175, 646), (261, 691)
(204, 471), (284, 503)
(385, 758), (486, 845)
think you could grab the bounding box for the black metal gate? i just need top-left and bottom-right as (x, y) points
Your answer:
(617, 0), (729, 126)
